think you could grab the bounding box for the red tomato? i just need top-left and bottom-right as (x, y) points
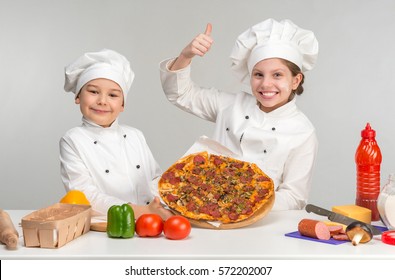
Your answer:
(163, 216), (191, 240)
(135, 214), (164, 237)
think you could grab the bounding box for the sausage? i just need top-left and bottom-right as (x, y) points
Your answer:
(298, 219), (330, 240)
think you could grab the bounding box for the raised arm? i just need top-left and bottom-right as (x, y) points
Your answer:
(169, 23), (213, 71)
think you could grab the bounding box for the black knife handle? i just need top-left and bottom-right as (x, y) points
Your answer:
(305, 204), (332, 217)
(305, 204), (314, 213)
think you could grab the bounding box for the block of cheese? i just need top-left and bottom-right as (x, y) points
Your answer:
(331, 204), (372, 224)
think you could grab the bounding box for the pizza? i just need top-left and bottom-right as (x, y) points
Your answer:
(158, 151), (274, 223)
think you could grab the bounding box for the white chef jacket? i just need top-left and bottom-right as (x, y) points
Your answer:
(159, 58), (318, 211)
(60, 117), (161, 216)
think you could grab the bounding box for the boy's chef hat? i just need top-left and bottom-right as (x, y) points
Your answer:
(230, 18), (318, 87)
(64, 49), (134, 100)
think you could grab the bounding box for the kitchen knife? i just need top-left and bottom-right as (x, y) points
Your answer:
(305, 204), (382, 235)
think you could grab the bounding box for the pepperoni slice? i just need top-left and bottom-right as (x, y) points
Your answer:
(228, 212), (240, 221)
(257, 188), (269, 197)
(169, 177), (181, 185)
(175, 163), (186, 170)
(161, 171), (174, 181)
(193, 155), (205, 165)
(240, 175), (252, 184)
(256, 176), (270, 182)
(186, 201), (197, 211)
(213, 156), (224, 166)
(166, 194), (179, 202)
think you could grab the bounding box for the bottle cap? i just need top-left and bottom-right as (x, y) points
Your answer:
(382, 230), (395, 245)
(361, 123), (376, 138)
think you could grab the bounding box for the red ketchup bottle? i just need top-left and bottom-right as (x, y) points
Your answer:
(355, 123), (382, 221)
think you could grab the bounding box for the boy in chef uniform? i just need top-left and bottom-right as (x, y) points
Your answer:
(61, 49), (172, 220)
(159, 19), (319, 211)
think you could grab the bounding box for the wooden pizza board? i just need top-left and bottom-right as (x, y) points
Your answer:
(171, 194), (275, 230)
(89, 195), (274, 231)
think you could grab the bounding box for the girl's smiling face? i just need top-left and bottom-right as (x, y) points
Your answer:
(76, 78), (124, 127)
(250, 58), (302, 113)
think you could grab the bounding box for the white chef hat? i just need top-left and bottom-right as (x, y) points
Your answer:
(230, 18), (318, 87)
(64, 49), (134, 100)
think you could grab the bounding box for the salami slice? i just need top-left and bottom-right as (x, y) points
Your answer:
(328, 225), (344, 236)
(332, 234), (350, 241)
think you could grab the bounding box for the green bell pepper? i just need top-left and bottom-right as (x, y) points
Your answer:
(107, 204), (135, 238)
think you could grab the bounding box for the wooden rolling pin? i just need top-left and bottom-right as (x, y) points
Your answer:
(90, 222), (107, 232)
(0, 209), (19, 249)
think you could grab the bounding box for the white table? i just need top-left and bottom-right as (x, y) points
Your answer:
(1, 210), (394, 260)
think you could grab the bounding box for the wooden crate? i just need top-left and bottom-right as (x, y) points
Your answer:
(21, 203), (91, 248)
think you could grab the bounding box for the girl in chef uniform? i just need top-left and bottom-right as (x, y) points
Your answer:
(61, 49), (171, 219)
(159, 19), (319, 211)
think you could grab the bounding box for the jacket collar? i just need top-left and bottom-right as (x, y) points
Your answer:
(255, 97), (298, 119)
(81, 117), (119, 130)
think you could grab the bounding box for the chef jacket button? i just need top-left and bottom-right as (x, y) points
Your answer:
(264, 150), (267, 153)
(94, 141), (97, 144)
(245, 115), (249, 119)
(136, 165), (140, 169)
(272, 127), (276, 131)
(226, 128), (229, 131)
(123, 134), (127, 138)
(105, 169), (109, 173)
(146, 201), (150, 205)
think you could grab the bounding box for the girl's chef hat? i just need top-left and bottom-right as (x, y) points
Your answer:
(230, 18), (318, 87)
(64, 49), (134, 100)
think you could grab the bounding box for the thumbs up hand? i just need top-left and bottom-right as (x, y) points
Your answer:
(181, 23), (213, 58)
(169, 23), (213, 70)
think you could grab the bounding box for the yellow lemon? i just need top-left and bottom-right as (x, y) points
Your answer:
(60, 190), (90, 205)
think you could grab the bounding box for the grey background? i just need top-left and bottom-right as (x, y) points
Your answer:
(1, 0), (394, 210)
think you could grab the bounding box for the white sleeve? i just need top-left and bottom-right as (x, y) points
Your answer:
(159, 58), (235, 122)
(59, 137), (125, 216)
(271, 132), (318, 211)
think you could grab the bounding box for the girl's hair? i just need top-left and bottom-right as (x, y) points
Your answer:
(282, 59), (305, 96)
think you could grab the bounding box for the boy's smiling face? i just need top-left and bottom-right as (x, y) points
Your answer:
(76, 78), (124, 127)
